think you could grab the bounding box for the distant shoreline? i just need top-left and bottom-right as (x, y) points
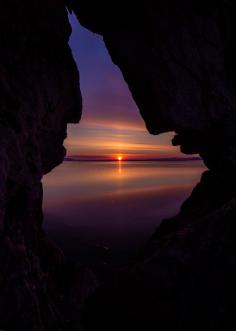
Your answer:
(64, 157), (202, 162)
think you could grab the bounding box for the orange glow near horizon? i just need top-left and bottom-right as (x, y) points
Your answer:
(67, 16), (186, 161)
(117, 155), (123, 161)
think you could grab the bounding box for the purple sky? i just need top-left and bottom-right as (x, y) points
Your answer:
(66, 14), (180, 160)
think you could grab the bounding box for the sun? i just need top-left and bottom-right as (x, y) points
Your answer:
(117, 155), (123, 161)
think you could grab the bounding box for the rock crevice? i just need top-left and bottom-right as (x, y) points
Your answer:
(1, 1), (236, 330)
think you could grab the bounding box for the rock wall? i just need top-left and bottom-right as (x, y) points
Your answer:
(69, 1), (236, 330)
(1, 0), (236, 330)
(82, 196), (236, 331)
(71, 0), (236, 170)
(0, 1), (82, 330)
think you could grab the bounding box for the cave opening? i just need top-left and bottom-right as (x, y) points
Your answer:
(42, 14), (205, 269)
(3, 3), (236, 330)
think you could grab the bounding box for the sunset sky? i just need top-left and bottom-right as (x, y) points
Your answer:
(66, 14), (181, 160)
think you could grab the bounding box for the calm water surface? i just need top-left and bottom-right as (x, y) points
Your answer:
(43, 160), (205, 263)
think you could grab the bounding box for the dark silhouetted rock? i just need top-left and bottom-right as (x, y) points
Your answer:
(82, 195), (236, 331)
(71, 0), (236, 170)
(0, 1), (83, 329)
(1, 0), (236, 330)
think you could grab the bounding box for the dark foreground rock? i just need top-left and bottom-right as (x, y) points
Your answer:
(71, 0), (236, 170)
(80, 170), (236, 331)
(0, 1), (84, 329)
(82, 197), (236, 331)
(1, 0), (236, 330)
(0, 234), (97, 331)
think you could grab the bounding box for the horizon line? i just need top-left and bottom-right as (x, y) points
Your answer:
(64, 156), (201, 162)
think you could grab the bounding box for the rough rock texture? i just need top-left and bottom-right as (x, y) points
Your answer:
(0, 0), (82, 247)
(82, 196), (236, 331)
(70, 0), (236, 170)
(81, 171), (236, 331)
(0, 1), (83, 330)
(68, 2), (236, 330)
(1, 0), (236, 330)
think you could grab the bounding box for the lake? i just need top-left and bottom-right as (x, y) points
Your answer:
(43, 160), (205, 266)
